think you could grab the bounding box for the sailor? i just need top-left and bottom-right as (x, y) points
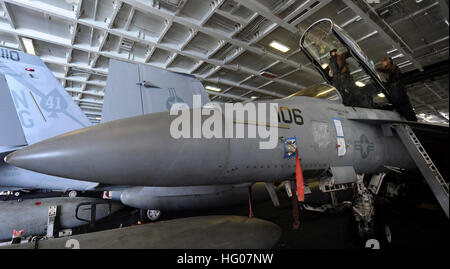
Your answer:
(324, 49), (355, 106)
(376, 57), (417, 121)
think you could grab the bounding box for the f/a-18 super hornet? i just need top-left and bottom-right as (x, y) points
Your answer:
(0, 49), (276, 221)
(6, 19), (449, 237)
(97, 59), (279, 221)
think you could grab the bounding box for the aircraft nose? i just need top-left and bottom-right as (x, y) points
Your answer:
(4, 140), (65, 172)
(2, 113), (181, 186)
(4, 151), (17, 165)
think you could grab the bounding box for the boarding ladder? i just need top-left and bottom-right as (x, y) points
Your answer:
(392, 124), (449, 218)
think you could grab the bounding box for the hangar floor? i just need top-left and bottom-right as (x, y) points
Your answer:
(70, 193), (448, 249)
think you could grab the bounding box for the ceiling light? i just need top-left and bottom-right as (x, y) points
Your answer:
(377, 92), (386, 98)
(260, 71), (277, 79)
(386, 48), (397, 54)
(355, 81), (365, 87)
(251, 96), (258, 99)
(205, 85), (221, 92)
(415, 0), (423, 3)
(269, 41), (290, 53)
(22, 37), (36, 55)
(321, 63), (328, 69)
(315, 88), (335, 97)
(391, 53), (404, 59)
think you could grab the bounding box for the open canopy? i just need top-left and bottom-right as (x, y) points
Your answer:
(300, 19), (390, 106)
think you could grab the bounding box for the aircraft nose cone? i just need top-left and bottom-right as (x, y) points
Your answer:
(4, 150), (20, 166)
(5, 146), (40, 168)
(3, 152), (12, 164)
(2, 112), (188, 186)
(4, 137), (70, 172)
(2, 111), (232, 187)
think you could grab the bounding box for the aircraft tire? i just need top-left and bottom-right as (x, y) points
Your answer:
(139, 209), (162, 223)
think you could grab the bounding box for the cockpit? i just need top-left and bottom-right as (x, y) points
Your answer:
(299, 19), (391, 109)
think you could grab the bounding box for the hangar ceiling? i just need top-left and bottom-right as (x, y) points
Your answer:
(0, 0), (448, 124)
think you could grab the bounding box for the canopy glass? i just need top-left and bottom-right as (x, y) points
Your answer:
(300, 19), (389, 107)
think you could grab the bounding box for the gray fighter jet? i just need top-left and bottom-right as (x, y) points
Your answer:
(100, 59), (279, 220)
(5, 20), (449, 236)
(0, 50), (277, 220)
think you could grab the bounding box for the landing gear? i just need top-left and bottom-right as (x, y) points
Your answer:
(14, 191), (20, 197)
(352, 174), (379, 239)
(68, 190), (77, 198)
(353, 173), (386, 240)
(139, 209), (162, 223)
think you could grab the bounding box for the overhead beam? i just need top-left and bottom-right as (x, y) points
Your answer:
(234, 0), (298, 33)
(1, 0), (304, 96)
(119, 0), (319, 77)
(205, 90), (250, 102)
(343, 0), (423, 71)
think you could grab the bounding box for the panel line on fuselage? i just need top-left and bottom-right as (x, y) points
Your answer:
(233, 120), (291, 129)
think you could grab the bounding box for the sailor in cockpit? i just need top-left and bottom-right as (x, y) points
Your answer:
(324, 49), (355, 106)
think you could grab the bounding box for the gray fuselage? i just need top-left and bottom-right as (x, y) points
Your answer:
(5, 96), (415, 187)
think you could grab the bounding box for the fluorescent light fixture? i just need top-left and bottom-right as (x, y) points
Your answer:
(391, 53), (404, 59)
(321, 63), (328, 69)
(205, 85), (221, 92)
(386, 48), (398, 54)
(22, 37), (36, 55)
(315, 88), (335, 97)
(95, 117), (102, 120)
(250, 96), (258, 99)
(269, 41), (290, 53)
(377, 92), (386, 98)
(355, 81), (365, 87)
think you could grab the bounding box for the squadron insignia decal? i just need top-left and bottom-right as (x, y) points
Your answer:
(355, 134), (374, 159)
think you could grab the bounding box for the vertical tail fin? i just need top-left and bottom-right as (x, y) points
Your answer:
(101, 59), (211, 122)
(0, 48), (91, 145)
(0, 73), (26, 147)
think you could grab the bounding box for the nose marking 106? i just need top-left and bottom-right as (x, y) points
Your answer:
(278, 107), (304, 125)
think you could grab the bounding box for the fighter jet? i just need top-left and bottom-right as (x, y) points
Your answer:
(99, 59), (280, 220)
(6, 19), (449, 236)
(0, 52), (277, 220)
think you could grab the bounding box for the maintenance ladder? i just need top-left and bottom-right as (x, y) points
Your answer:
(393, 124), (449, 218)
